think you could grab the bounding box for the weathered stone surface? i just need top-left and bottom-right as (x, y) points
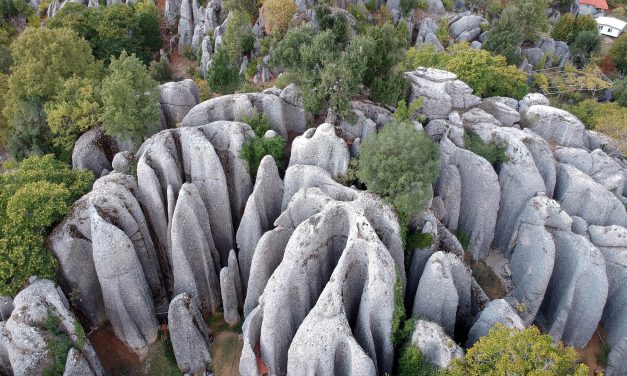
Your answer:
(3, 280), (104, 376)
(168, 293), (212, 374)
(410, 320), (463, 368)
(478, 99), (521, 126)
(159, 79), (200, 128)
(518, 93), (549, 113)
(182, 87), (307, 137)
(554, 147), (625, 199)
(240, 184), (402, 376)
(466, 299), (524, 347)
(171, 183), (222, 317)
(412, 251), (472, 337)
(72, 128), (118, 177)
(111, 151), (134, 174)
(0, 297), (13, 321)
(237, 155), (283, 291)
(406, 68), (480, 119)
(449, 15), (486, 41)
(554, 163), (627, 227)
(220, 265), (241, 326)
(90, 207), (157, 357)
(63, 348), (100, 376)
(416, 18), (444, 51)
(289, 123), (349, 177)
(539, 229), (608, 347)
(437, 138), (500, 259)
(506, 196), (571, 325)
(522, 105), (589, 149)
(243, 227), (293, 317)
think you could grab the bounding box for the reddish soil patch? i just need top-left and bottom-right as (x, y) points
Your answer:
(89, 327), (141, 375)
(576, 326), (609, 376)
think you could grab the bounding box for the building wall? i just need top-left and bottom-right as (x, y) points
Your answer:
(598, 24), (621, 37)
(578, 3), (604, 15)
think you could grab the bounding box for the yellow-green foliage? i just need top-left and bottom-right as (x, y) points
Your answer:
(448, 324), (589, 375)
(0, 155), (94, 296)
(260, 0), (297, 35)
(404, 44), (529, 99)
(566, 100), (627, 155)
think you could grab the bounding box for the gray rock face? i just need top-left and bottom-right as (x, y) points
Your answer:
(111, 151), (134, 174)
(449, 15), (486, 41)
(168, 293), (212, 374)
(243, 227), (293, 317)
(0, 297), (13, 321)
(289, 123), (349, 177)
(518, 93), (549, 113)
(478, 99), (521, 126)
(90, 207), (158, 357)
(159, 79), (200, 128)
(539, 229), (608, 347)
(236, 155), (283, 292)
(177, 0), (194, 52)
(171, 183), (222, 317)
(409, 320), (463, 368)
(72, 128), (118, 177)
(554, 163), (627, 227)
(182, 87), (307, 137)
(406, 68), (480, 119)
(164, 0), (181, 28)
(589, 225), (627, 376)
(466, 299), (525, 347)
(416, 18), (444, 51)
(412, 251), (472, 337)
(554, 147), (625, 199)
(437, 138), (500, 260)
(63, 348), (101, 376)
(240, 177), (403, 375)
(522, 105), (589, 149)
(2, 280), (104, 376)
(220, 263), (241, 326)
(506, 196), (571, 325)
(49, 172), (164, 328)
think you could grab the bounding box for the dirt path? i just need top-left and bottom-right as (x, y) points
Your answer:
(576, 326), (608, 375)
(208, 315), (244, 376)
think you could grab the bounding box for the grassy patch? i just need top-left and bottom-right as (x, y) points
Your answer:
(464, 131), (508, 166)
(42, 308), (72, 376)
(455, 229), (470, 250)
(407, 232), (433, 250)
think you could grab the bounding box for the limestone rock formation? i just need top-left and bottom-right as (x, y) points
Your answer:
(236, 155), (283, 291)
(466, 299), (525, 347)
(449, 15), (486, 42)
(539, 229), (608, 347)
(506, 196), (571, 325)
(521, 105), (589, 149)
(72, 128), (118, 177)
(405, 68), (480, 119)
(289, 123), (350, 177)
(171, 183), (222, 317)
(159, 79), (200, 128)
(409, 320), (463, 368)
(412, 251), (472, 337)
(90, 207), (158, 357)
(554, 163), (627, 227)
(168, 293), (212, 374)
(181, 88), (307, 137)
(436, 138), (500, 259)
(1, 279), (104, 376)
(478, 98), (521, 126)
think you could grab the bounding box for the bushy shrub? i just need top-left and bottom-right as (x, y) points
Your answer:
(206, 47), (241, 94)
(148, 57), (173, 83)
(240, 137), (284, 176)
(398, 345), (440, 376)
(400, 0), (419, 14)
(448, 325), (588, 375)
(464, 131), (508, 165)
(570, 30), (601, 65)
(0, 155), (94, 296)
(357, 121), (440, 220)
(483, 11), (523, 65)
(223, 10), (255, 63)
(260, 0), (296, 35)
(100, 51), (160, 144)
(610, 33), (627, 74)
(551, 14), (597, 44)
(393, 98), (424, 123)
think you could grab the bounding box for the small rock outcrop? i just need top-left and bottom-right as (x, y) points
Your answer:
(409, 320), (463, 368)
(466, 299), (525, 347)
(521, 105), (589, 149)
(159, 79), (200, 128)
(220, 250), (242, 326)
(72, 128), (118, 177)
(90, 207), (158, 357)
(289, 123), (350, 177)
(168, 293), (212, 375)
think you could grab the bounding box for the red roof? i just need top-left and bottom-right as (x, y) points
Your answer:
(579, 0), (609, 10)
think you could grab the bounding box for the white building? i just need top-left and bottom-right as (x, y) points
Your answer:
(596, 17), (627, 38)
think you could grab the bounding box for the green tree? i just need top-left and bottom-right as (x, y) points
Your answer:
(448, 325), (588, 375)
(206, 46), (241, 94)
(509, 0), (548, 43)
(0, 155), (94, 296)
(100, 51), (160, 145)
(357, 121), (440, 220)
(260, 0), (297, 35)
(400, 0), (419, 14)
(398, 345), (440, 376)
(44, 77), (102, 156)
(551, 13), (597, 44)
(610, 33), (627, 74)
(223, 10), (255, 63)
(223, 0), (258, 17)
(570, 30), (601, 65)
(483, 11), (524, 65)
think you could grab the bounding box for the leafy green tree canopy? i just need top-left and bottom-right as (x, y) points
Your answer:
(610, 32), (627, 74)
(357, 121), (440, 220)
(448, 325), (588, 375)
(100, 51), (160, 145)
(0, 155), (94, 296)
